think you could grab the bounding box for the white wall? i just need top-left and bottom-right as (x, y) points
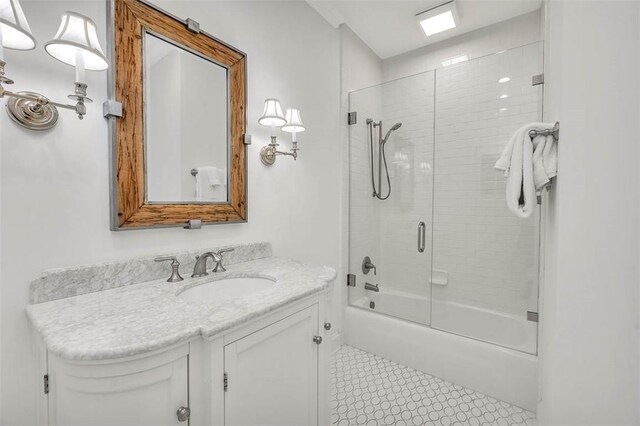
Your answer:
(538, 1), (640, 424)
(0, 1), (340, 424)
(382, 10), (542, 83)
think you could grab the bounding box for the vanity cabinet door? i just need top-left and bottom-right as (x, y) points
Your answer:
(224, 305), (319, 426)
(48, 344), (189, 426)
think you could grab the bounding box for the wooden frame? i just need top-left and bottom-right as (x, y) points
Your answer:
(109, 0), (247, 229)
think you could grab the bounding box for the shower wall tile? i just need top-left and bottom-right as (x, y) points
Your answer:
(431, 42), (543, 323)
(348, 87), (383, 304)
(378, 72), (434, 304)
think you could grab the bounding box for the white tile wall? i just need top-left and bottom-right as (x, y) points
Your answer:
(431, 43), (543, 326)
(379, 73), (434, 303)
(348, 73), (435, 322)
(348, 87), (383, 304)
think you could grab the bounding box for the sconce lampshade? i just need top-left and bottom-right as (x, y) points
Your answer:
(44, 12), (108, 71)
(258, 98), (286, 127)
(281, 108), (306, 133)
(0, 0), (35, 50)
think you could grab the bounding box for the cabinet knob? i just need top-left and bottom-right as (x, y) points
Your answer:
(313, 335), (323, 345)
(176, 406), (191, 422)
(324, 322), (332, 331)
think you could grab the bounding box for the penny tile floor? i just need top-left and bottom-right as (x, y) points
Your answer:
(331, 345), (536, 426)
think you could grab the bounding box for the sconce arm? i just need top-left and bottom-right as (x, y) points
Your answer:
(1, 89), (76, 111)
(0, 81), (91, 127)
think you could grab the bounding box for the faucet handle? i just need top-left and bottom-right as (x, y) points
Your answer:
(212, 248), (234, 273)
(154, 256), (184, 282)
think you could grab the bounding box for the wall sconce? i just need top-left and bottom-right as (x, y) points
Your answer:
(258, 98), (306, 166)
(0, 0), (109, 130)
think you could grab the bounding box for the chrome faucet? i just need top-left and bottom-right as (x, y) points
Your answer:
(192, 252), (216, 278)
(191, 248), (235, 277)
(154, 256), (184, 282)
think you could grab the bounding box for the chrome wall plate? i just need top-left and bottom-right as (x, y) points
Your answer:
(6, 91), (59, 131)
(260, 145), (276, 166)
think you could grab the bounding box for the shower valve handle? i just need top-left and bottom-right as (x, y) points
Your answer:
(362, 256), (377, 275)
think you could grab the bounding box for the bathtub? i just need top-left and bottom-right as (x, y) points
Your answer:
(352, 289), (430, 325)
(352, 291), (537, 354)
(346, 290), (538, 411)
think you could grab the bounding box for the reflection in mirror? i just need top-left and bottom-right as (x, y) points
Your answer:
(144, 32), (229, 203)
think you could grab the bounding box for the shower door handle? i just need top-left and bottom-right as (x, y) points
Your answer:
(418, 221), (426, 253)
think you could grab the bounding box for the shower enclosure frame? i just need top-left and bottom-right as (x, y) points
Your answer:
(344, 41), (545, 409)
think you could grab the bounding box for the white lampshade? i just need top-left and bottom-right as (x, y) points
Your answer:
(44, 12), (108, 71)
(0, 0), (35, 50)
(258, 98), (286, 127)
(281, 108), (305, 133)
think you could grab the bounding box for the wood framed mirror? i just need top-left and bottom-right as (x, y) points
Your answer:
(108, 0), (247, 230)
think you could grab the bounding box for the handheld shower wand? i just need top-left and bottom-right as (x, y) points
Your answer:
(367, 120), (402, 200)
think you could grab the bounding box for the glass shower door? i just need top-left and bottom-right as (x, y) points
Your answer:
(348, 72), (435, 326)
(430, 42), (544, 354)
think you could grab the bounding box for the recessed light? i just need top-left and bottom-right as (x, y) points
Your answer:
(499, 107), (508, 113)
(499, 94), (509, 99)
(498, 77), (511, 83)
(416, 1), (458, 37)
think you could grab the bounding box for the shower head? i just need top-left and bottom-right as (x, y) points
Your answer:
(382, 122), (402, 144)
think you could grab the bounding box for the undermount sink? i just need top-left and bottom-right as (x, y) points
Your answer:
(178, 277), (275, 303)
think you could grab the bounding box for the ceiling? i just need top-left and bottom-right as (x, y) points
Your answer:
(306, 0), (542, 59)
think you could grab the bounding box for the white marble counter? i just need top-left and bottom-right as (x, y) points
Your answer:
(26, 256), (336, 361)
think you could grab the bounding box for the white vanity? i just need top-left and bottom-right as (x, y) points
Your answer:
(27, 243), (335, 426)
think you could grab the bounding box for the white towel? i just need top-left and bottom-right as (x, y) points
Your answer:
(494, 122), (557, 218)
(193, 166), (227, 202)
(204, 167), (227, 187)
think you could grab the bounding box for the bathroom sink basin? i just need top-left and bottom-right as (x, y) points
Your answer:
(177, 277), (275, 303)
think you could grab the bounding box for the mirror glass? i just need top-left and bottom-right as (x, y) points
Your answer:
(144, 32), (229, 203)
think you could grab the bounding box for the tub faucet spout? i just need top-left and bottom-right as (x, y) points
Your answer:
(364, 282), (379, 292)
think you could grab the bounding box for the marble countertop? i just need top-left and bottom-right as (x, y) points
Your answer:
(26, 257), (336, 361)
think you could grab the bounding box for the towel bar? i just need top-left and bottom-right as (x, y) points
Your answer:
(529, 121), (559, 140)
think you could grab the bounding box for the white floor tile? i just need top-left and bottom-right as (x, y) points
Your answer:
(332, 345), (536, 426)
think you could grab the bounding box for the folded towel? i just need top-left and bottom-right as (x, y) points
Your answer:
(194, 169), (205, 201)
(494, 122), (557, 218)
(205, 167), (227, 187)
(194, 166), (227, 187)
(532, 134), (557, 190)
(193, 166), (226, 201)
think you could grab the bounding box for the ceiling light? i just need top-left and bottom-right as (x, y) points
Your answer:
(498, 77), (511, 83)
(500, 94), (509, 99)
(416, 1), (458, 37)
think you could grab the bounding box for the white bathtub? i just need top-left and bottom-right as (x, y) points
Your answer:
(346, 290), (538, 411)
(353, 291), (537, 354)
(352, 289), (430, 324)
